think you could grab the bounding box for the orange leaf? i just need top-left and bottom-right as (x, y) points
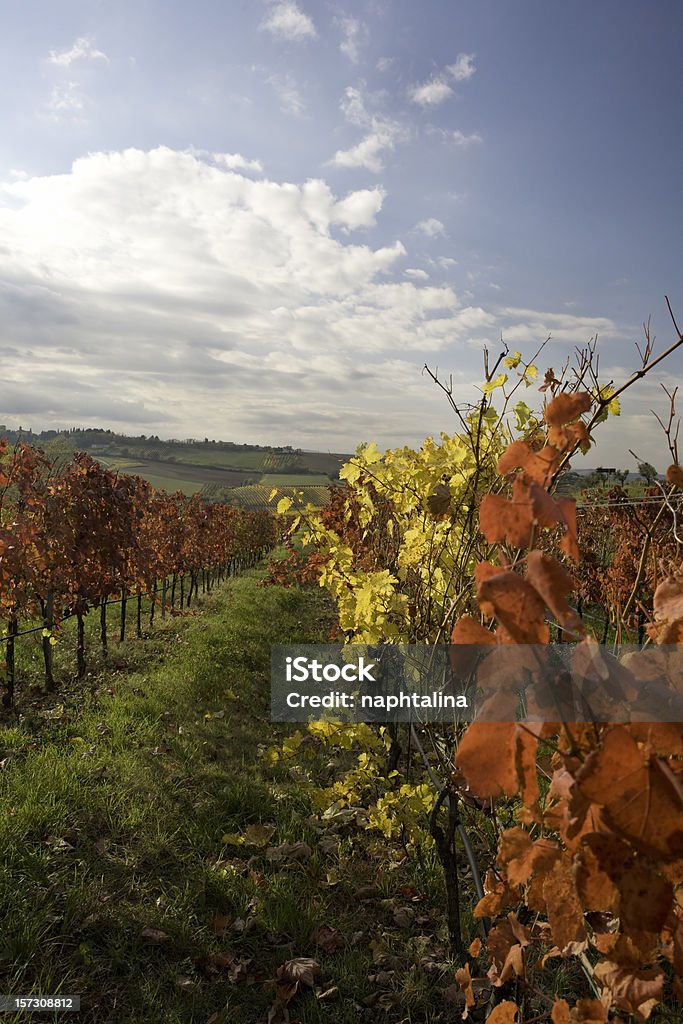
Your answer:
(556, 496), (580, 561)
(486, 919), (525, 986)
(576, 727), (683, 862)
(487, 1000), (519, 1023)
(454, 962), (475, 1007)
(457, 723), (518, 798)
(477, 570), (549, 644)
(651, 566), (683, 642)
(457, 724), (542, 801)
(480, 491), (533, 548)
(497, 440), (561, 485)
(474, 869), (518, 918)
(525, 551), (583, 634)
(618, 859), (673, 933)
(542, 854), (587, 951)
(593, 962), (665, 1019)
(498, 827), (560, 887)
(574, 833), (626, 912)
(450, 615), (495, 675)
(545, 392), (592, 427)
(626, 721), (683, 757)
(567, 999), (607, 1023)
(551, 1000), (570, 1024)
(666, 464), (683, 487)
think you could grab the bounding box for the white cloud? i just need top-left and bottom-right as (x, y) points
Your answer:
(376, 56), (394, 72)
(447, 53), (476, 81)
(330, 132), (391, 173)
(409, 53), (476, 107)
(338, 17), (368, 63)
(498, 307), (617, 345)
(47, 36), (109, 67)
(330, 86), (407, 172)
(409, 76), (453, 107)
(416, 217), (446, 237)
(260, 1), (316, 41)
(339, 85), (368, 127)
(331, 186), (386, 228)
(0, 148), (488, 447)
(0, 147), (637, 455)
(449, 130), (482, 147)
(212, 153), (263, 174)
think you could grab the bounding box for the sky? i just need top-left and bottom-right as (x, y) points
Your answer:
(1, 0), (682, 467)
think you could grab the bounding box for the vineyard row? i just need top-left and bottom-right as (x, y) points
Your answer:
(0, 441), (278, 706)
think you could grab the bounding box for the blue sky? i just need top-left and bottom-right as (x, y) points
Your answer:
(1, 0), (681, 466)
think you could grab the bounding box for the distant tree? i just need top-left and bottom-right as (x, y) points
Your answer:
(637, 461), (657, 485)
(584, 471), (604, 489)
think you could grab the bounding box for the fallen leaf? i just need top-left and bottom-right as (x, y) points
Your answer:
(266, 841), (312, 863)
(276, 957), (320, 990)
(310, 924), (345, 953)
(243, 823), (276, 846)
(141, 927), (170, 942)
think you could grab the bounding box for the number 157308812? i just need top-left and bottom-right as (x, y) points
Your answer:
(0, 995), (81, 1012)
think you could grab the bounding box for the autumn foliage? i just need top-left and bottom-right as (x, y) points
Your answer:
(452, 391), (683, 1021)
(0, 442), (277, 703)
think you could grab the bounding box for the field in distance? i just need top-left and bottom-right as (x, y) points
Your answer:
(212, 484), (335, 510)
(5, 427), (351, 499)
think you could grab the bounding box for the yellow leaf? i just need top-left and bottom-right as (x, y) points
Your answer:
(339, 461), (361, 484)
(277, 497), (293, 514)
(268, 488), (278, 502)
(362, 442), (382, 465)
(221, 832), (244, 845)
(482, 372), (508, 395)
(242, 823), (276, 846)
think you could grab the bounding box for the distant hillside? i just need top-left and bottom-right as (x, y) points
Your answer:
(0, 424), (351, 499)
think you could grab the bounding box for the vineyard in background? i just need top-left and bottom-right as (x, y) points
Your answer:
(210, 483), (334, 511)
(0, 442), (277, 709)
(265, 318), (683, 1022)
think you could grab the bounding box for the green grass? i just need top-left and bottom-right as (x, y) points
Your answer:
(0, 570), (473, 1024)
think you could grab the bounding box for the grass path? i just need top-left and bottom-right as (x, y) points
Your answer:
(0, 571), (459, 1024)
